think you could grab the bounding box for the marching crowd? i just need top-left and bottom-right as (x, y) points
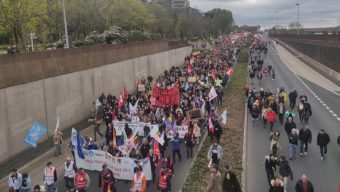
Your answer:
(246, 36), (340, 192)
(8, 35), (245, 192)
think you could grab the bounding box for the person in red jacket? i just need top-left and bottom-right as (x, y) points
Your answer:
(74, 168), (90, 192)
(266, 108), (277, 131)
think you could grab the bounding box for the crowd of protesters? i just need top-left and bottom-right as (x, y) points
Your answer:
(8, 35), (245, 192)
(245, 35), (338, 192)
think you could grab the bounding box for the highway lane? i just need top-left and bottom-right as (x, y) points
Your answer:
(245, 41), (340, 192)
(55, 136), (204, 192)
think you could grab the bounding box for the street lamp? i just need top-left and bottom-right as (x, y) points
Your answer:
(296, 2), (300, 35)
(62, 0), (70, 48)
(276, 11), (279, 34)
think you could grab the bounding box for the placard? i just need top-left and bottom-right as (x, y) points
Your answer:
(138, 84), (146, 92)
(186, 109), (202, 121)
(75, 149), (152, 180)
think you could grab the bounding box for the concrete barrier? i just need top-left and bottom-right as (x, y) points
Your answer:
(0, 46), (192, 163)
(273, 38), (340, 86)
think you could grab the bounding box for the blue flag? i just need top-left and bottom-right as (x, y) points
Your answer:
(24, 121), (48, 148)
(71, 128), (85, 159)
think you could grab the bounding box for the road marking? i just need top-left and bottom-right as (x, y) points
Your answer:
(294, 75), (340, 122)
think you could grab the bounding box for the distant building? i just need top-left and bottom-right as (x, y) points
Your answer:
(171, 0), (190, 9)
(150, 0), (171, 7)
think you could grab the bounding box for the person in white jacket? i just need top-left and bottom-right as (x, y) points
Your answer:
(43, 162), (57, 192)
(8, 169), (22, 192)
(207, 143), (223, 168)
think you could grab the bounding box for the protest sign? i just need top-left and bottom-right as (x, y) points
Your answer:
(150, 124), (165, 145)
(24, 121), (48, 148)
(186, 109), (202, 121)
(138, 84), (146, 92)
(166, 125), (188, 139)
(75, 149), (152, 180)
(114, 120), (151, 136)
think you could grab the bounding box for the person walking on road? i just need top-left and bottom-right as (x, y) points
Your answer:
(98, 163), (114, 191)
(284, 117), (296, 136)
(264, 154), (277, 186)
(317, 129), (330, 160)
(207, 143), (223, 168)
(299, 125), (312, 157)
(267, 108), (277, 131)
(206, 163), (222, 192)
(270, 131), (281, 156)
(277, 102), (286, 125)
(8, 169), (22, 192)
(21, 173), (32, 192)
(184, 127), (195, 158)
(262, 104), (269, 128)
(131, 167), (146, 192)
(53, 129), (63, 157)
(288, 89), (298, 109)
(269, 177), (284, 192)
(295, 174), (314, 192)
(278, 156), (293, 192)
(288, 128), (299, 160)
(257, 71), (263, 85)
(170, 133), (182, 163)
(222, 165), (241, 192)
(43, 162), (57, 192)
(102, 174), (116, 192)
(251, 105), (260, 127)
(157, 168), (172, 192)
(64, 157), (77, 191)
(74, 168), (90, 192)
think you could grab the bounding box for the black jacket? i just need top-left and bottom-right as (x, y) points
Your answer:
(222, 171), (241, 192)
(278, 160), (293, 179)
(317, 132), (330, 146)
(264, 157), (276, 172)
(299, 128), (312, 143)
(284, 122), (296, 135)
(289, 91), (297, 101)
(288, 133), (299, 145)
(295, 180), (314, 192)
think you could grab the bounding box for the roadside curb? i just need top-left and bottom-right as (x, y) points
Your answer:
(241, 60), (249, 192)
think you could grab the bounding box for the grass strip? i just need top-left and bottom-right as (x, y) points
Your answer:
(182, 47), (249, 192)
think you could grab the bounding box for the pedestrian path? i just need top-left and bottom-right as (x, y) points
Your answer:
(273, 42), (340, 96)
(0, 124), (103, 191)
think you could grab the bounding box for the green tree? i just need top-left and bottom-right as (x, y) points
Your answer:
(107, 0), (156, 32)
(0, 0), (47, 48)
(147, 3), (173, 37)
(205, 8), (233, 35)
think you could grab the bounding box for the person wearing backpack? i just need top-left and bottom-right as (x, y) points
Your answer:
(288, 128), (299, 160)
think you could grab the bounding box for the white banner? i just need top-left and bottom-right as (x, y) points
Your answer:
(75, 149), (152, 180)
(150, 124), (165, 145)
(113, 120), (151, 136)
(166, 125), (188, 139)
(208, 86), (218, 101)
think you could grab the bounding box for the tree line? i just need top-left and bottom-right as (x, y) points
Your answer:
(0, 0), (234, 50)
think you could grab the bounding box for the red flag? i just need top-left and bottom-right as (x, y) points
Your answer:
(212, 69), (216, 80)
(124, 85), (128, 99)
(188, 64), (192, 74)
(154, 140), (161, 165)
(208, 116), (214, 134)
(118, 92), (124, 109)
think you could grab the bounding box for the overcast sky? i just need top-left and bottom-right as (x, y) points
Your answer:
(190, 0), (340, 29)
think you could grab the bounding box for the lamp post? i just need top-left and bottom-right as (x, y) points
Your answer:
(296, 2), (300, 35)
(62, 0), (70, 48)
(276, 11), (279, 34)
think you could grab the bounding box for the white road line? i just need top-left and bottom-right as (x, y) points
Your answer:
(283, 57), (340, 122)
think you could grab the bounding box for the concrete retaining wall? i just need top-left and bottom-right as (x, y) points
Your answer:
(0, 46), (192, 163)
(273, 38), (340, 86)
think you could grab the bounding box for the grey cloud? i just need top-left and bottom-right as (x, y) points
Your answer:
(190, 0), (340, 28)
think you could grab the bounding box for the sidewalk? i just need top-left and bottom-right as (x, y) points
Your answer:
(272, 40), (340, 95)
(0, 122), (106, 191)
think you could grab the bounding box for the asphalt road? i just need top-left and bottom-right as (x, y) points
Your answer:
(245, 41), (340, 192)
(55, 134), (205, 192)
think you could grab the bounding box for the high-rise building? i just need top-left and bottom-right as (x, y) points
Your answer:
(171, 0), (190, 9)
